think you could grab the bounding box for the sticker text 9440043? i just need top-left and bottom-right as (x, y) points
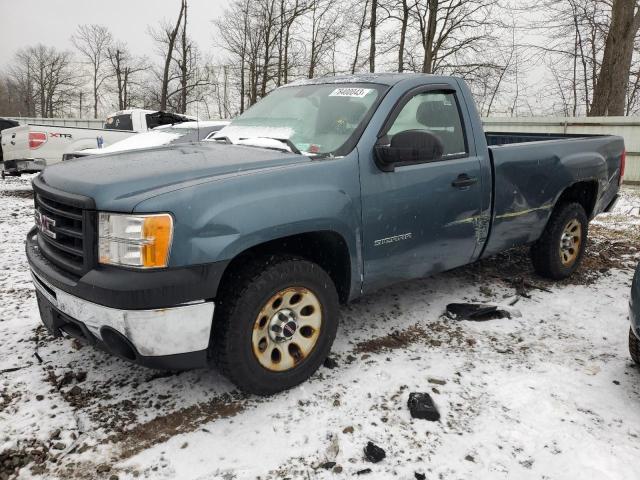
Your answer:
(329, 88), (373, 98)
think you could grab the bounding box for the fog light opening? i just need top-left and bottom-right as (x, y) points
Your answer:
(100, 328), (137, 361)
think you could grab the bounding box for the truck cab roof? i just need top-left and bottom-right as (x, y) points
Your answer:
(286, 72), (435, 87)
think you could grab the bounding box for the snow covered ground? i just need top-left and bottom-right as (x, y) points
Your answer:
(1, 175), (640, 480)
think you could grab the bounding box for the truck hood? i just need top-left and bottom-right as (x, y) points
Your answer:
(39, 142), (311, 211)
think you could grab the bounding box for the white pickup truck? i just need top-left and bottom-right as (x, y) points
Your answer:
(0, 109), (194, 177)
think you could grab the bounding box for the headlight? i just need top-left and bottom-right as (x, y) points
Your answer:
(98, 213), (173, 268)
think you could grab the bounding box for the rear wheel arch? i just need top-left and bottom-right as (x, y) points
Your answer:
(553, 180), (599, 219)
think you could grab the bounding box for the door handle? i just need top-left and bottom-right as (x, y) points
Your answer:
(451, 173), (478, 188)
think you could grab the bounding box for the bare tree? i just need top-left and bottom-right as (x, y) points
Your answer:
(215, 0), (252, 112)
(307, 0), (344, 78)
(350, 0), (370, 73)
(413, 0), (499, 75)
(170, 35), (213, 113)
(71, 24), (113, 118)
(150, 0), (186, 110)
(106, 43), (149, 110)
(0, 77), (26, 116)
(397, 0), (412, 72)
(369, 0), (378, 72)
(213, 0), (506, 114)
(8, 45), (77, 117)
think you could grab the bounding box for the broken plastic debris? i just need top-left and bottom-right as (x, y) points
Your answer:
(363, 441), (386, 463)
(407, 392), (440, 421)
(445, 303), (521, 321)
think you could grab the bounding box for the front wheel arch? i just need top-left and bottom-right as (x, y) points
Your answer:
(215, 230), (353, 304)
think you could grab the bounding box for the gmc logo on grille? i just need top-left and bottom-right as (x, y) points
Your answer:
(35, 211), (57, 239)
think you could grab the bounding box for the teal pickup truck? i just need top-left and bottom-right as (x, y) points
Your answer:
(26, 73), (624, 394)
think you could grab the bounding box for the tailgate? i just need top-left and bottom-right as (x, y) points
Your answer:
(1, 125), (31, 161)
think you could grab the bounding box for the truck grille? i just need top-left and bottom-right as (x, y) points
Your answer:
(33, 179), (96, 276)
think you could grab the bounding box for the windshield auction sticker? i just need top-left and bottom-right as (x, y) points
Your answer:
(329, 87), (374, 98)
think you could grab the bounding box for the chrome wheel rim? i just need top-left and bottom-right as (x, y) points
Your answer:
(252, 287), (322, 372)
(560, 218), (582, 266)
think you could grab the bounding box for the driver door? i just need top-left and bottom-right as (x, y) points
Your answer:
(360, 85), (484, 292)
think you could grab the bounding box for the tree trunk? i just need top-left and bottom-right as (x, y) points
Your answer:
(240, 3), (249, 113)
(422, 0), (438, 74)
(123, 67), (128, 110)
(369, 0), (377, 73)
(572, 21), (578, 116)
(276, 0), (284, 86)
(160, 0), (185, 111)
(351, 0), (369, 74)
(590, 0), (640, 116)
(284, 22), (292, 83)
(93, 72), (98, 118)
(260, 0), (275, 98)
(39, 65), (45, 117)
(116, 51), (124, 110)
(398, 0), (409, 72)
(180, 0), (188, 113)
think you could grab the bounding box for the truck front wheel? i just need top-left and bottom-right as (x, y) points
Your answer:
(212, 255), (339, 395)
(530, 202), (588, 279)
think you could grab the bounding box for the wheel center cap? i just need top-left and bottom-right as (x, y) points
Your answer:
(269, 309), (298, 343)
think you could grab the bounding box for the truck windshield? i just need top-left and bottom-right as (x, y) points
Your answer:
(215, 83), (386, 156)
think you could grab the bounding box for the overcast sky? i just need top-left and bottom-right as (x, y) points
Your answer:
(0, 0), (230, 68)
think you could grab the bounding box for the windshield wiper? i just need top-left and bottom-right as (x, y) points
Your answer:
(213, 136), (301, 154)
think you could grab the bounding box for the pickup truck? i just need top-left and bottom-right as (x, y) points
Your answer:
(1, 109), (194, 176)
(0, 117), (19, 164)
(26, 73), (624, 395)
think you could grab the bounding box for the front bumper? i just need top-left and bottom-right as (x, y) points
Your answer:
(26, 226), (223, 370)
(2, 159), (45, 176)
(32, 269), (214, 369)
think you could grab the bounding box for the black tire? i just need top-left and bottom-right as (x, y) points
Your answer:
(530, 202), (588, 280)
(630, 328), (640, 366)
(212, 255), (339, 395)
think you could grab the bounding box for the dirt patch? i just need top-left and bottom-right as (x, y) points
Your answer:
(0, 440), (49, 478)
(580, 225), (639, 275)
(457, 222), (640, 291)
(110, 393), (246, 460)
(0, 189), (33, 199)
(354, 322), (467, 354)
(0, 391), (21, 413)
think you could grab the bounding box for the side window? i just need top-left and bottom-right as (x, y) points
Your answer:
(387, 91), (467, 157)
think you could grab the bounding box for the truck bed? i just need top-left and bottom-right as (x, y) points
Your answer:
(481, 132), (624, 258)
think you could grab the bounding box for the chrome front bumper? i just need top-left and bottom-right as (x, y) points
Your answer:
(2, 158), (46, 174)
(31, 270), (215, 357)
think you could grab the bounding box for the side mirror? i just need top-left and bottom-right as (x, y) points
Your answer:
(374, 129), (444, 172)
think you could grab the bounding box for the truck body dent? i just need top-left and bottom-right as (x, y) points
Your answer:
(480, 135), (624, 257)
(134, 152), (363, 301)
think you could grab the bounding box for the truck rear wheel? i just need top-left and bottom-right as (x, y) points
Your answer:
(630, 328), (640, 366)
(212, 255), (339, 395)
(530, 202), (588, 279)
